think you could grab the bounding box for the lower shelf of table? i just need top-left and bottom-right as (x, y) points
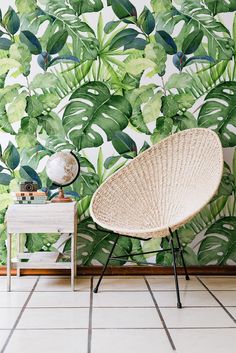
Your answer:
(16, 251), (72, 270)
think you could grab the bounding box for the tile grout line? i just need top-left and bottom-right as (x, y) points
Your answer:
(87, 276), (94, 353)
(144, 276), (176, 351)
(0, 276), (40, 353)
(196, 277), (236, 324)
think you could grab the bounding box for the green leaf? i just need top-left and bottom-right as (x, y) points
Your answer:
(97, 148), (103, 180)
(185, 55), (215, 67)
(63, 81), (132, 149)
(0, 38), (13, 50)
(9, 42), (32, 76)
(138, 6), (155, 35)
(104, 20), (121, 34)
(38, 93), (60, 111)
(155, 30), (177, 55)
(46, 30), (68, 54)
(151, 0), (172, 13)
(126, 58), (156, 76)
(151, 116), (173, 144)
(16, 0), (37, 14)
(26, 95), (44, 118)
(182, 29), (203, 55)
(19, 165), (42, 188)
(19, 31), (42, 55)
(198, 81), (236, 147)
(3, 7), (20, 35)
(0, 58), (21, 76)
(0, 193), (12, 211)
(30, 73), (58, 90)
(139, 141), (150, 153)
(0, 173), (13, 186)
(125, 84), (155, 134)
(109, 28), (139, 50)
(45, 0), (97, 60)
(165, 73), (193, 90)
(180, 1), (234, 60)
(198, 216), (236, 265)
(233, 148), (236, 187)
(161, 95), (179, 118)
(125, 43), (166, 77)
(204, 0), (236, 15)
(6, 92), (27, 123)
(142, 91), (162, 123)
(26, 233), (60, 252)
(111, 0), (137, 21)
(73, 172), (99, 198)
(174, 112), (197, 131)
(3, 142), (20, 170)
(104, 156), (121, 169)
(112, 131), (137, 156)
(73, 218), (132, 266)
(69, 0), (103, 15)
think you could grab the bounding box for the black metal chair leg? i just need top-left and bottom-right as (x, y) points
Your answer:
(169, 228), (182, 309)
(175, 230), (190, 281)
(93, 235), (119, 293)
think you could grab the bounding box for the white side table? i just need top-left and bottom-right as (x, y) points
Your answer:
(6, 202), (77, 291)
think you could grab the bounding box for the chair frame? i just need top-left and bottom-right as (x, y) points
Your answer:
(93, 228), (189, 309)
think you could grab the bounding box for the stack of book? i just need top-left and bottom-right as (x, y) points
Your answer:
(14, 191), (47, 204)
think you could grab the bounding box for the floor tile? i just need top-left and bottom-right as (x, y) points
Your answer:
(212, 291), (236, 306)
(5, 329), (87, 353)
(35, 277), (90, 292)
(92, 329), (173, 353)
(27, 291), (90, 307)
(160, 307), (234, 328)
(170, 328), (236, 353)
(93, 291), (154, 307)
(18, 308), (89, 329)
(0, 292), (29, 308)
(94, 276), (147, 291)
(199, 277), (236, 290)
(147, 276), (205, 291)
(153, 290), (218, 307)
(0, 308), (21, 329)
(0, 330), (10, 351)
(92, 308), (162, 328)
(0, 277), (37, 292)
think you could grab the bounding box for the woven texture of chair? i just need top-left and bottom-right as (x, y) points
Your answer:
(90, 128), (223, 239)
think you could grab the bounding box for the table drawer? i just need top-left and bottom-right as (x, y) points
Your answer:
(6, 202), (76, 233)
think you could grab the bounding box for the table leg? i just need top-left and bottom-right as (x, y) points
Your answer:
(71, 232), (75, 291)
(74, 213), (78, 278)
(7, 233), (12, 292)
(17, 233), (20, 277)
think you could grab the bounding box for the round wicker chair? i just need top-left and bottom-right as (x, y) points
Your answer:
(90, 128), (223, 307)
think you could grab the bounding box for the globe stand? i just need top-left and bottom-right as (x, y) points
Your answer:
(52, 187), (72, 203)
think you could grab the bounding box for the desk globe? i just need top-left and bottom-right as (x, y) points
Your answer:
(46, 151), (80, 202)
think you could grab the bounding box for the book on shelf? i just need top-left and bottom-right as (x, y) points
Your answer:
(15, 191), (46, 197)
(13, 191), (47, 204)
(14, 200), (47, 204)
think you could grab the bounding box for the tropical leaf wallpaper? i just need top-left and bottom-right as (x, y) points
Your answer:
(0, 0), (236, 267)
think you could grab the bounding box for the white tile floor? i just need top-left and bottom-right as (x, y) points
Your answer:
(0, 275), (235, 353)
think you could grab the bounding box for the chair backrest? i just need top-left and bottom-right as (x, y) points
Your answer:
(90, 128), (223, 237)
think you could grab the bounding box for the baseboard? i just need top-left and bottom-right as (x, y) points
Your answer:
(0, 265), (236, 276)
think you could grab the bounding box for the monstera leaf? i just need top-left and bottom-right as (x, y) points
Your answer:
(69, 0), (103, 15)
(62, 81), (132, 149)
(64, 218), (132, 266)
(198, 81), (236, 147)
(198, 217), (236, 265)
(180, 1), (234, 60)
(204, 0), (236, 15)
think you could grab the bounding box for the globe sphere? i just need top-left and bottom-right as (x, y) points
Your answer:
(46, 152), (79, 186)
